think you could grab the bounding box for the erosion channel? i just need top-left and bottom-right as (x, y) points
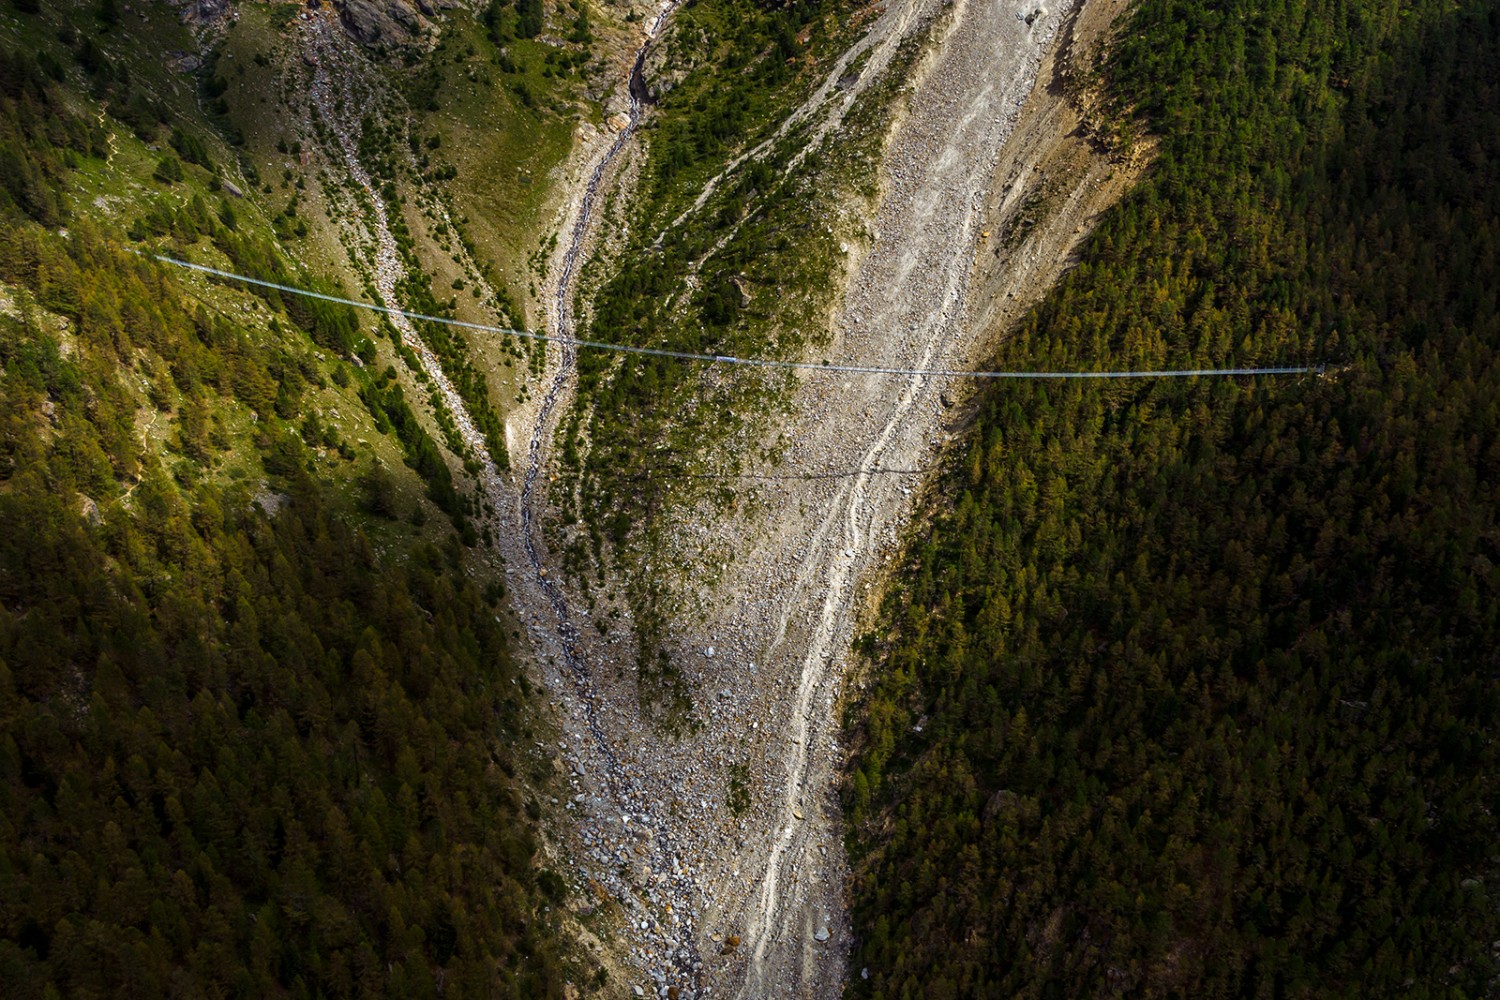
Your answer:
(309, 0), (1122, 993)
(511, 0), (1125, 996)
(518, 1), (714, 996)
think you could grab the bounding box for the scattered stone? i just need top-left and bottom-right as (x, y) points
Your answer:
(77, 493), (101, 526)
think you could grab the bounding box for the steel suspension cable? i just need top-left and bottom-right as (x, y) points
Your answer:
(154, 254), (1321, 380)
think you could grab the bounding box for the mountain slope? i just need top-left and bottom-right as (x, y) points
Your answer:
(0, 0), (611, 994)
(845, 0), (1500, 995)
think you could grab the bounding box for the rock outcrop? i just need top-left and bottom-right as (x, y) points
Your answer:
(637, 23), (698, 101)
(162, 0), (231, 25)
(332, 0), (429, 46)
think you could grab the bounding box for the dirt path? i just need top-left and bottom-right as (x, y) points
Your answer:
(97, 105), (117, 163)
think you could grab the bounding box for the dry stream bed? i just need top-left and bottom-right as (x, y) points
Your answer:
(511, 0), (1135, 995)
(303, 0), (1132, 994)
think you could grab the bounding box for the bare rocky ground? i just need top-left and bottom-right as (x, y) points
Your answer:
(967, 0), (1144, 349)
(635, 3), (1084, 993)
(506, 0), (1140, 997)
(294, 0), (1136, 993)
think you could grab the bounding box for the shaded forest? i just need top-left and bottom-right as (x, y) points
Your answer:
(0, 18), (564, 1000)
(846, 0), (1500, 995)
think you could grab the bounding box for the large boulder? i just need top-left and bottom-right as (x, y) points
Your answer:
(161, 0), (231, 25)
(332, 0), (430, 46)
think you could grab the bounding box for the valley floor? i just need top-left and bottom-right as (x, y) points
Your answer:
(497, 0), (1132, 994)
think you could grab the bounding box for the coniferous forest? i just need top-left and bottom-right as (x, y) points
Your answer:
(846, 0), (1500, 995)
(0, 14), (563, 999)
(3, 0), (1500, 994)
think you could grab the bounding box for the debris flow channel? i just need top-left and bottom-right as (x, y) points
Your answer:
(299, 11), (704, 990)
(216, 5), (1316, 999)
(518, 4), (711, 996)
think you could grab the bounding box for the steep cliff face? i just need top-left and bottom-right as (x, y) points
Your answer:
(333, 0), (473, 46)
